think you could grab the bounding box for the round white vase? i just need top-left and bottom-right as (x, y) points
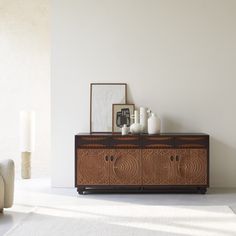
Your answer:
(148, 113), (161, 134)
(130, 123), (143, 134)
(130, 110), (143, 134)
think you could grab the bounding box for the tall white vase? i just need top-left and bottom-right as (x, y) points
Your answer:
(140, 107), (148, 133)
(148, 113), (161, 134)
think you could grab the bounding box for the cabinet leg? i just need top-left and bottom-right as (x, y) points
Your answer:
(77, 187), (85, 195)
(198, 188), (207, 194)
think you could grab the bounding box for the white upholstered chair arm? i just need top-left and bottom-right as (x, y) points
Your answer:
(0, 159), (14, 208)
(0, 175), (4, 210)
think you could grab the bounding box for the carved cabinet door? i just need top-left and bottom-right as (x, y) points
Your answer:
(142, 149), (183, 185)
(180, 149), (207, 185)
(109, 149), (141, 185)
(77, 149), (110, 185)
(142, 149), (207, 185)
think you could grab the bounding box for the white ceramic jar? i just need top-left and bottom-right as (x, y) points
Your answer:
(148, 113), (161, 134)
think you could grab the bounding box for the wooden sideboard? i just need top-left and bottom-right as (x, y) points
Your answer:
(75, 133), (209, 194)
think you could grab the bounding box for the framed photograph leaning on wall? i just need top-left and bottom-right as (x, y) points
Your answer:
(112, 104), (135, 133)
(90, 83), (127, 133)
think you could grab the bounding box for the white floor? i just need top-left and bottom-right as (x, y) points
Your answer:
(1, 179), (236, 235)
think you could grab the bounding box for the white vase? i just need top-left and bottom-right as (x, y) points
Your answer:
(130, 110), (143, 134)
(121, 124), (129, 135)
(140, 107), (148, 133)
(148, 113), (161, 134)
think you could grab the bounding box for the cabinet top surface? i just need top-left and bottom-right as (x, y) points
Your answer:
(76, 133), (209, 136)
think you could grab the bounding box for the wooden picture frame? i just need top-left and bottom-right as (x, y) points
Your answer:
(90, 83), (127, 133)
(112, 104), (135, 133)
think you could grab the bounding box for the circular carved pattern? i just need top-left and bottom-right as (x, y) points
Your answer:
(180, 149), (207, 184)
(111, 149), (141, 185)
(113, 155), (138, 178)
(142, 149), (207, 185)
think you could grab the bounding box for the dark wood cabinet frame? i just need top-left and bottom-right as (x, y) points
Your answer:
(75, 133), (209, 194)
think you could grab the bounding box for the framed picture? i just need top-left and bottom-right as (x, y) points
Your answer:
(90, 83), (127, 133)
(112, 104), (135, 133)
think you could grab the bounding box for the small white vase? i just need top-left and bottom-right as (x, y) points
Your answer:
(148, 113), (161, 134)
(130, 110), (143, 134)
(121, 124), (129, 135)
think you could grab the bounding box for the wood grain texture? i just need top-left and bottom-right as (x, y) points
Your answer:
(76, 136), (109, 148)
(77, 149), (110, 185)
(142, 136), (174, 149)
(111, 136), (140, 148)
(109, 149), (141, 185)
(175, 136), (208, 148)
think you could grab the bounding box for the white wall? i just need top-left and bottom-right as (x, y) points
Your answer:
(0, 0), (50, 178)
(52, 0), (236, 187)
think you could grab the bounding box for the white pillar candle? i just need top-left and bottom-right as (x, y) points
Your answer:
(140, 107), (148, 133)
(134, 110), (139, 124)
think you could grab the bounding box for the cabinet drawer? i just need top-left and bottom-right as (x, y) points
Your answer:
(76, 136), (110, 148)
(142, 136), (174, 148)
(111, 136), (140, 148)
(175, 136), (209, 148)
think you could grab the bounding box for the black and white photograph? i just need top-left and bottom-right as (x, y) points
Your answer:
(112, 104), (135, 132)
